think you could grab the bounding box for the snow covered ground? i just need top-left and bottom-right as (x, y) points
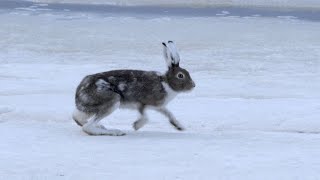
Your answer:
(1, 1), (320, 179)
(27, 0), (320, 9)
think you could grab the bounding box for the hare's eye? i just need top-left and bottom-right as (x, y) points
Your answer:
(177, 73), (184, 79)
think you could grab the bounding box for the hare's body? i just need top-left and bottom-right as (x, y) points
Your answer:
(76, 70), (167, 113)
(73, 41), (195, 136)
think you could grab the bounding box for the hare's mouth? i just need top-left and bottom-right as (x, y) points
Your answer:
(185, 81), (196, 91)
(191, 81), (196, 88)
(184, 87), (195, 92)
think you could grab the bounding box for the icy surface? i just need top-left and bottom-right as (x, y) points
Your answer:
(26, 0), (320, 9)
(1, 5), (320, 180)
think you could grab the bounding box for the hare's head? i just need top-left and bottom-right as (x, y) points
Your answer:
(162, 41), (195, 92)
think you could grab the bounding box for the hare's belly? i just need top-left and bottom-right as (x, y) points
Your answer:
(119, 102), (140, 109)
(119, 96), (166, 109)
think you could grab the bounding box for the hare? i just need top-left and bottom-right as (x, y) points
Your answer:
(73, 41), (195, 136)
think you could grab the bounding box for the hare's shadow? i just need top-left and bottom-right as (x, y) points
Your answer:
(123, 130), (207, 140)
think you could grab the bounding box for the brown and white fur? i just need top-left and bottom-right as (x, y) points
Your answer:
(73, 41), (195, 136)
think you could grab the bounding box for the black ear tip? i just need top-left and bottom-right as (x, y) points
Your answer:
(171, 63), (179, 68)
(162, 42), (167, 47)
(168, 40), (173, 43)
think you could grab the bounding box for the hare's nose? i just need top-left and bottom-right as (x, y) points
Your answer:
(191, 81), (196, 88)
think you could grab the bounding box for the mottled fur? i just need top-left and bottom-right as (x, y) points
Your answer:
(73, 41), (195, 136)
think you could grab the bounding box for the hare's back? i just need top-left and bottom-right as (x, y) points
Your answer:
(98, 70), (166, 105)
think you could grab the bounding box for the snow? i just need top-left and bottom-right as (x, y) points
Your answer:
(26, 0), (320, 9)
(1, 3), (320, 180)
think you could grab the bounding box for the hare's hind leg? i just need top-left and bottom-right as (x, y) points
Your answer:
(82, 99), (125, 136)
(133, 105), (148, 131)
(81, 80), (125, 136)
(83, 116), (125, 136)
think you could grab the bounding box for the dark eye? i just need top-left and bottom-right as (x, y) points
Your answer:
(177, 73), (184, 79)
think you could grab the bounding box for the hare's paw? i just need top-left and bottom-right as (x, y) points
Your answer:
(176, 126), (185, 131)
(133, 117), (148, 131)
(105, 129), (126, 136)
(82, 123), (125, 136)
(170, 120), (185, 131)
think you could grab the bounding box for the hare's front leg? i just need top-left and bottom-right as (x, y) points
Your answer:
(156, 107), (185, 131)
(133, 105), (148, 131)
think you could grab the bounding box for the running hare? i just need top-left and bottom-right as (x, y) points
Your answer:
(73, 41), (195, 136)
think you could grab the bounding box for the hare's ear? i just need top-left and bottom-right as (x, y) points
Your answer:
(162, 41), (180, 68)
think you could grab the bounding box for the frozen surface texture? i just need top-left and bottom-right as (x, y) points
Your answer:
(27, 0), (320, 9)
(0, 3), (320, 180)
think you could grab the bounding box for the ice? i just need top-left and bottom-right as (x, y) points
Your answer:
(26, 0), (320, 9)
(1, 4), (320, 180)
